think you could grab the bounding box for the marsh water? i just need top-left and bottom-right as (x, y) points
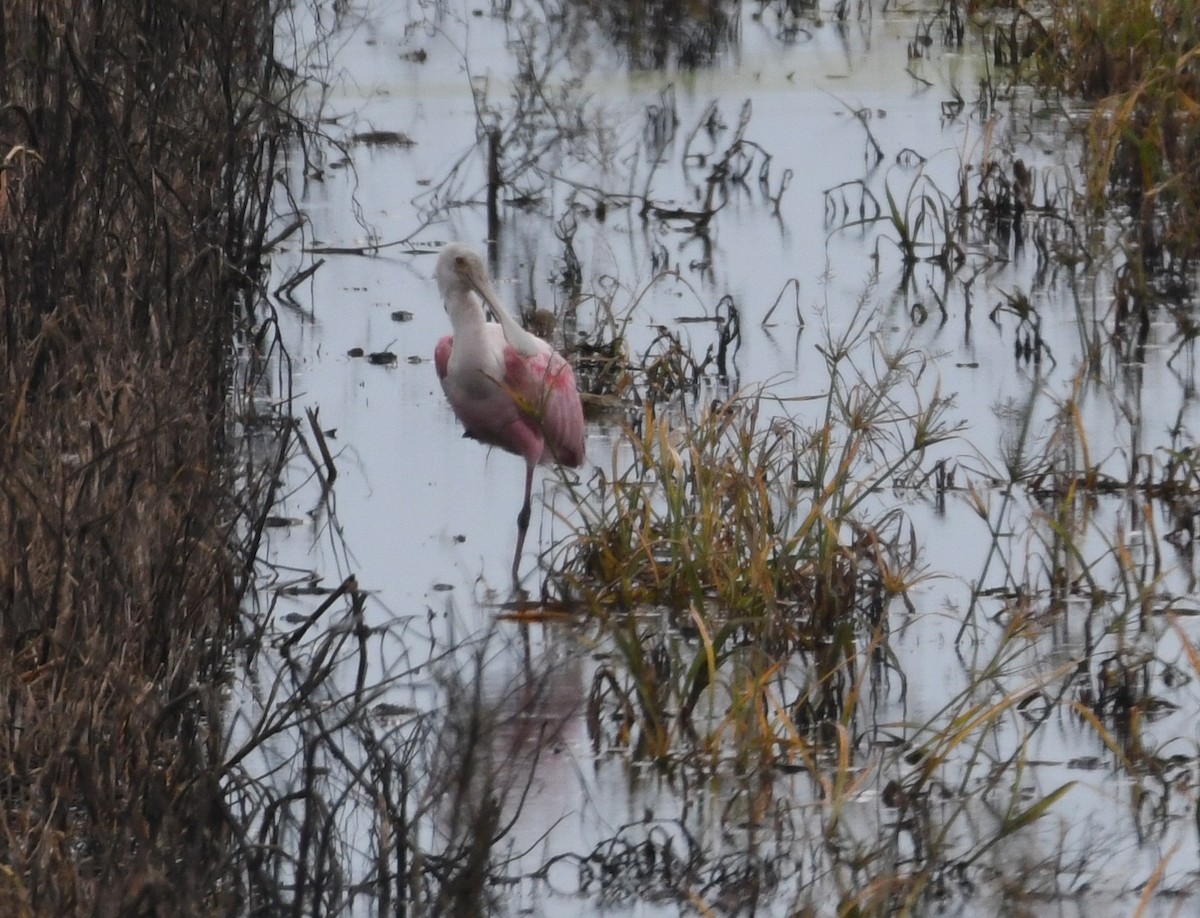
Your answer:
(245, 1), (1200, 914)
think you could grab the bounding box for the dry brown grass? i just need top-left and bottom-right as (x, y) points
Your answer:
(0, 0), (283, 911)
(982, 0), (1200, 262)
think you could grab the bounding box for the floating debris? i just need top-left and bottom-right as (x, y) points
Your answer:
(277, 583), (331, 596)
(495, 607), (574, 623)
(373, 703), (418, 718)
(350, 130), (415, 147)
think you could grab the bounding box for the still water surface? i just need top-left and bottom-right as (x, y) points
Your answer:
(248, 1), (1200, 913)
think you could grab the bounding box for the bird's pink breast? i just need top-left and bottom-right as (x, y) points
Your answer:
(434, 336), (452, 380)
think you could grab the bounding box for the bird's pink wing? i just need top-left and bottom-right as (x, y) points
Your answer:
(503, 347), (586, 468)
(541, 356), (586, 467)
(436, 332), (541, 464)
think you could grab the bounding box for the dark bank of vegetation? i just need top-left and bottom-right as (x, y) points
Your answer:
(0, 0), (289, 912)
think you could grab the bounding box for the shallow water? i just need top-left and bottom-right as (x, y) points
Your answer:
(247, 0), (1200, 913)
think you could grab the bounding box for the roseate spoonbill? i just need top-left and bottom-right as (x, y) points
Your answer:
(434, 243), (586, 582)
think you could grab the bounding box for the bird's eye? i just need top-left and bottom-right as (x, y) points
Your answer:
(455, 256), (467, 268)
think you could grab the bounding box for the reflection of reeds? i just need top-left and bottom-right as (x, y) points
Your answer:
(0, 0), (286, 910)
(577, 0), (741, 70)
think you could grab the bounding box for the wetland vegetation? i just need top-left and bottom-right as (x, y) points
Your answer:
(0, 0), (292, 912)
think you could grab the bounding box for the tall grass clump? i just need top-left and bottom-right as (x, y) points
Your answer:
(995, 0), (1200, 263)
(0, 0), (289, 912)
(554, 306), (962, 763)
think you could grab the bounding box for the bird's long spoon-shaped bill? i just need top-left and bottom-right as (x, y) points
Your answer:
(466, 268), (542, 358)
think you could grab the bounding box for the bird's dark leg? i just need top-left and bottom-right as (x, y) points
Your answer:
(512, 464), (535, 584)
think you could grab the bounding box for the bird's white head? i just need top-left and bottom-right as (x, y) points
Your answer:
(434, 242), (543, 357)
(435, 242), (489, 302)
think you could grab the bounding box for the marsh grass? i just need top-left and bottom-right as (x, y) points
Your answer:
(1068, 6), (1200, 262)
(825, 113), (1087, 298)
(883, 171), (965, 273)
(546, 335), (1200, 911)
(0, 0), (297, 910)
(578, 0), (741, 70)
(552, 301), (962, 763)
(979, 0), (1200, 265)
(222, 591), (574, 917)
(537, 237), (1200, 911)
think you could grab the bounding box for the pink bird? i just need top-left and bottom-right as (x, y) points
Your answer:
(433, 243), (586, 582)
